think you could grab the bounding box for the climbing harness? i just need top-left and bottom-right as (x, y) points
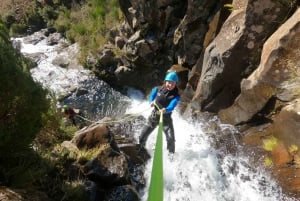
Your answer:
(147, 108), (164, 201)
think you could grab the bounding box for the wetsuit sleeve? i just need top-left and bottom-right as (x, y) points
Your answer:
(165, 95), (180, 114)
(148, 87), (158, 103)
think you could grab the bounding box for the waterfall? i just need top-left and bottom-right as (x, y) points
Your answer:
(13, 31), (296, 201)
(127, 102), (294, 201)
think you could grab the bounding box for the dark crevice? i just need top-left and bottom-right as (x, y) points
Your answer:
(246, 96), (279, 126)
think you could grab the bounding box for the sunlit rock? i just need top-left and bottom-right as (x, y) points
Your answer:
(219, 8), (300, 125)
(71, 122), (110, 149)
(192, 0), (292, 112)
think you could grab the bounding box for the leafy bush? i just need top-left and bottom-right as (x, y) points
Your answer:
(0, 150), (48, 187)
(61, 180), (89, 201)
(0, 20), (49, 155)
(9, 23), (28, 35)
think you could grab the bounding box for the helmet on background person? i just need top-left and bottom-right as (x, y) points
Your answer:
(164, 72), (179, 82)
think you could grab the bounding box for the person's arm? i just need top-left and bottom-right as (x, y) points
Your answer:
(165, 96), (180, 114)
(148, 87), (158, 103)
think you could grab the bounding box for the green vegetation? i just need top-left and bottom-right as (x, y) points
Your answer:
(0, 0), (121, 65)
(264, 157), (273, 167)
(0, 20), (49, 154)
(288, 144), (299, 155)
(0, 19), (79, 198)
(0, 1), (122, 197)
(262, 136), (278, 151)
(61, 180), (88, 201)
(53, 0), (122, 63)
(224, 4), (234, 11)
(0, 1), (122, 198)
(77, 143), (109, 164)
(0, 0), (44, 35)
(0, 19), (50, 187)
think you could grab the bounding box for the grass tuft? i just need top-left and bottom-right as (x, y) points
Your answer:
(263, 136), (278, 151)
(289, 144), (299, 155)
(264, 157), (273, 167)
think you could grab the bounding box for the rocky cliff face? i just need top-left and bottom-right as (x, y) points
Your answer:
(92, 0), (300, 197)
(92, 0), (227, 92)
(192, 0), (293, 112)
(218, 7), (300, 196)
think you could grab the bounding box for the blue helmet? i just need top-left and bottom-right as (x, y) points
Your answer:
(164, 72), (179, 82)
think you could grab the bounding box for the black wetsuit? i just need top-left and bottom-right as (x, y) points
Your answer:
(139, 85), (180, 153)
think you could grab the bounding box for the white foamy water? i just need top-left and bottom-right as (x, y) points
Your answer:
(14, 36), (92, 97)
(127, 100), (295, 201)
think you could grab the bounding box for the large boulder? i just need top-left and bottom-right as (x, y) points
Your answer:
(219, 8), (300, 125)
(83, 147), (129, 186)
(71, 121), (115, 150)
(191, 0), (293, 112)
(61, 117), (147, 200)
(272, 100), (300, 147)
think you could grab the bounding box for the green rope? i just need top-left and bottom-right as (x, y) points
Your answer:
(147, 110), (164, 201)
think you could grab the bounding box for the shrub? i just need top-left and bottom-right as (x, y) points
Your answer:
(0, 21), (49, 155)
(53, 6), (71, 33)
(9, 23), (28, 35)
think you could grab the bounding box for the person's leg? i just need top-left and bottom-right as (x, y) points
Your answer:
(139, 126), (155, 148)
(139, 110), (159, 148)
(163, 116), (175, 153)
(71, 117), (77, 126)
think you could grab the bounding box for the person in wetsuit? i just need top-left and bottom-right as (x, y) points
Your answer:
(62, 104), (78, 126)
(139, 71), (180, 153)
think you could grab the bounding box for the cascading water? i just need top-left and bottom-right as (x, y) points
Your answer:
(127, 102), (296, 201)
(13, 31), (130, 120)
(13, 30), (297, 201)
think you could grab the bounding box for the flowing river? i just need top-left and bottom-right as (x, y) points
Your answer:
(13, 30), (296, 201)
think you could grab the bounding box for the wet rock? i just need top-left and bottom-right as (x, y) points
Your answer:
(52, 55), (69, 68)
(119, 143), (151, 164)
(46, 32), (63, 45)
(115, 36), (126, 49)
(71, 123), (110, 149)
(272, 167), (300, 197)
(103, 185), (140, 201)
(83, 147), (129, 187)
(272, 100), (300, 147)
(22, 31), (45, 44)
(272, 142), (292, 167)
